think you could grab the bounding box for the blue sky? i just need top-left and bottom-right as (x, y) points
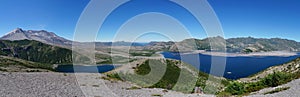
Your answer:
(0, 0), (299, 42)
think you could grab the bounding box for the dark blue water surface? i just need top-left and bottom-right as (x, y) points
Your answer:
(55, 65), (115, 73)
(162, 52), (300, 79)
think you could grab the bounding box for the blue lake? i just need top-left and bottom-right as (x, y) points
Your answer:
(55, 65), (116, 73)
(162, 52), (300, 79)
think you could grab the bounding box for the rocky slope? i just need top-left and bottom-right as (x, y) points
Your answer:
(0, 56), (53, 72)
(0, 72), (216, 97)
(226, 37), (300, 53)
(144, 36), (300, 53)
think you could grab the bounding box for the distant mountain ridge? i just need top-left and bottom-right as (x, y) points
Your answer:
(226, 37), (300, 53)
(1, 28), (72, 47)
(144, 36), (300, 53)
(96, 41), (148, 47)
(1, 28), (300, 53)
(1, 28), (149, 47)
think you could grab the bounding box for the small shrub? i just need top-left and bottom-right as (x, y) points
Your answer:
(263, 87), (290, 95)
(126, 86), (141, 90)
(151, 94), (162, 97)
(224, 82), (245, 95)
(105, 73), (123, 81)
(92, 85), (100, 87)
(222, 72), (296, 95)
(217, 91), (232, 97)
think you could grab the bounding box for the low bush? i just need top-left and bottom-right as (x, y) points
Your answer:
(222, 72), (296, 95)
(263, 87), (290, 95)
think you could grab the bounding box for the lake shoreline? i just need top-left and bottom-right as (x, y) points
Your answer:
(177, 50), (299, 57)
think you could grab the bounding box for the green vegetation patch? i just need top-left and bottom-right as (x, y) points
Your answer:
(105, 73), (123, 81)
(105, 59), (229, 94)
(96, 54), (136, 64)
(0, 40), (72, 64)
(135, 59), (181, 89)
(0, 56), (54, 71)
(129, 50), (156, 57)
(135, 60), (152, 75)
(220, 71), (298, 96)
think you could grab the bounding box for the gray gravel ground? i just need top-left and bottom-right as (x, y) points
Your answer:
(0, 72), (85, 97)
(0, 72), (213, 97)
(1, 72), (298, 97)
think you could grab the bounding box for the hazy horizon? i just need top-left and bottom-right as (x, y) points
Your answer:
(0, 0), (299, 42)
(3, 27), (300, 43)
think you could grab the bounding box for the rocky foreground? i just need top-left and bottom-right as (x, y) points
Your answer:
(0, 72), (84, 97)
(1, 72), (299, 97)
(0, 72), (212, 97)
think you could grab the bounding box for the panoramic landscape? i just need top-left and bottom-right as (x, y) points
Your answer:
(1, 0), (300, 97)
